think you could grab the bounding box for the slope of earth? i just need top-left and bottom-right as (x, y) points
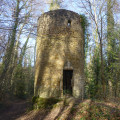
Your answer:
(0, 98), (120, 120)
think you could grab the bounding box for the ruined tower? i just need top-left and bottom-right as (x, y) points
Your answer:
(34, 9), (85, 99)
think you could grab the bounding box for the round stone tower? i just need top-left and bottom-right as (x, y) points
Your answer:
(35, 9), (85, 99)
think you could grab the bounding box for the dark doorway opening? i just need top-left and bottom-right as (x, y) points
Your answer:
(63, 70), (73, 95)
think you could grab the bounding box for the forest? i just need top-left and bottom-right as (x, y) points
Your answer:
(0, 0), (120, 120)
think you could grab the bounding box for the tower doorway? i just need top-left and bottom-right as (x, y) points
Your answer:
(63, 70), (73, 95)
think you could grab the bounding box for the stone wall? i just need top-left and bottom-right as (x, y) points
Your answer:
(35, 9), (85, 99)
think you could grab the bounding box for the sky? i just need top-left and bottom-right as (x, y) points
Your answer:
(2, 0), (119, 65)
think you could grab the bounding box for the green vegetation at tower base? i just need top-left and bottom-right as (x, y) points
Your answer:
(32, 96), (60, 109)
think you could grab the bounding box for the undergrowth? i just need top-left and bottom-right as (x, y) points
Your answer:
(68, 99), (120, 120)
(32, 96), (60, 109)
(31, 97), (120, 120)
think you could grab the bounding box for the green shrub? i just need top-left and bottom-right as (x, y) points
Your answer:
(63, 90), (72, 95)
(32, 97), (60, 109)
(32, 96), (39, 104)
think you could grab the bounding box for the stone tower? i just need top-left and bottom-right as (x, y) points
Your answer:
(35, 9), (85, 99)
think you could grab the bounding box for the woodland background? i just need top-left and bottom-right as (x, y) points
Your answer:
(0, 0), (120, 101)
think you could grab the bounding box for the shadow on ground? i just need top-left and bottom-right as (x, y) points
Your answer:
(0, 99), (30, 120)
(0, 98), (120, 120)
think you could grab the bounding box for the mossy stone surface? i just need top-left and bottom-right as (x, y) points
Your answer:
(35, 9), (85, 99)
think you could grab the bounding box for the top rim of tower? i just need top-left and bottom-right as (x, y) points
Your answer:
(38, 9), (80, 20)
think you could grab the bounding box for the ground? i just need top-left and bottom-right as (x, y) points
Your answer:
(0, 98), (30, 120)
(0, 98), (120, 120)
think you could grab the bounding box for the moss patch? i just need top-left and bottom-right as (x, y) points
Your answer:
(32, 96), (60, 109)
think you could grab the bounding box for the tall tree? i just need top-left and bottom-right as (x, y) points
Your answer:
(0, 0), (21, 99)
(49, 0), (62, 10)
(107, 0), (116, 98)
(75, 0), (107, 98)
(0, 0), (36, 100)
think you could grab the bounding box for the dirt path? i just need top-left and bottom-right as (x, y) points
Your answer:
(0, 99), (30, 120)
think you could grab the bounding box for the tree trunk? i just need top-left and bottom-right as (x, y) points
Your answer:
(107, 0), (115, 98)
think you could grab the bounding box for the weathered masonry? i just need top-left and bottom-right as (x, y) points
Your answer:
(34, 9), (85, 98)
